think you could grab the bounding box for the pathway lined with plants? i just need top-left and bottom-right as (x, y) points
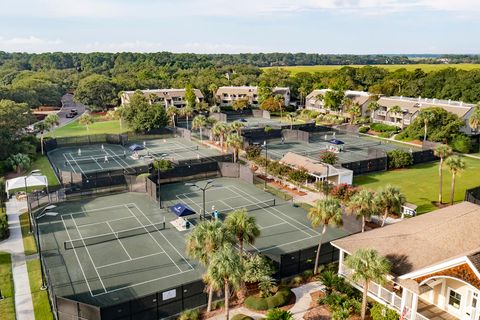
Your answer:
(0, 198), (35, 320)
(208, 281), (324, 320)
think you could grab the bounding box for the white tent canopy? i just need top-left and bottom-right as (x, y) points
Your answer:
(6, 175), (48, 197)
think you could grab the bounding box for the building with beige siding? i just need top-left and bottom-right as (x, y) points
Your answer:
(215, 86), (290, 107)
(120, 88), (204, 109)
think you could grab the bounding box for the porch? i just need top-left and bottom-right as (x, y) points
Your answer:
(417, 300), (458, 320)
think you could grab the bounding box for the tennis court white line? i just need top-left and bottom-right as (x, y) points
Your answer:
(63, 153), (78, 174)
(177, 194), (203, 212)
(132, 203), (194, 271)
(91, 269), (193, 297)
(104, 148), (132, 168)
(66, 153), (88, 176)
(61, 215), (94, 296)
(96, 252), (165, 269)
(228, 185), (320, 237)
(124, 206), (183, 273)
(106, 221), (132, 260)
(175, 185), (231, 197)
(90, 156), (106, 171)
(66, 203), (138, 216)
(102, 148), (127, 170)
(76, 215), (135, 228)
(71, 214), (108, 292)
(259, 222), (288, 230)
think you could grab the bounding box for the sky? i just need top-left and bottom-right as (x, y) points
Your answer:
(0, 0), (478, 54)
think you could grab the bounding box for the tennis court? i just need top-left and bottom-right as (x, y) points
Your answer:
(263, 131), (420, 163)
(227, 114), (284, 128)
(47, 137), (222, 175)
(160, 177), (349, 255)
(38, 178), (348, 308)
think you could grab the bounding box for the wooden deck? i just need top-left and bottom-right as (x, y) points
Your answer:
(418, 300), (459, 320)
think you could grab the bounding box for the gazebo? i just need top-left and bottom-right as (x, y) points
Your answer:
(5, 175), (48, 198)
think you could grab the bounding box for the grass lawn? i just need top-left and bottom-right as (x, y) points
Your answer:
(26, 259), (54, 320)
(20, 212), (37, 256)
(354, 157), (480, 214)
(263, 63), (480, 74)
(48, 117), (130, 138)
(30, 156), (59, 189)
(0, 252), (15, 320)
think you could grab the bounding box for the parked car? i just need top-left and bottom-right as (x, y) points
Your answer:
(66, 109), (78, 118)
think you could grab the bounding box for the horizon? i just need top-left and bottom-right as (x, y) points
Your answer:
(1, 0), (479, 54)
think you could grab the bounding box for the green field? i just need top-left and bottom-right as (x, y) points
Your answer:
(354, 157), (480, 214)
(0, 252), (15, 320)
(48, 117), (129, 138)
(27, 259), (54, 320)
(264, 64), (480, 74)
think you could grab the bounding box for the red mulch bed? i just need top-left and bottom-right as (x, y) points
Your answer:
(256, 175), (307, 196)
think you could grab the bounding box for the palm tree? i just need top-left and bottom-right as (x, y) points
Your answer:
(180, 105), (194, 130)
(166, 106), (178, 128)
(388, 105), (402, 126)
(230, 121), (246, 135)
(376, 185), (406, 227)
(226, 133), (243, 163)
(224, 209), (260, 254)
(34, 121), (50, 155)
(206, 244), (243, 320)
(44, 113), (60, 131)
(208, 83), (219, 105)
(308, 197), (343, 274)
(192, 115), (208, 141)
(78, 113), (94, 131)
(210, 105), (221, 114)
(298, 86), (308, 107)
(445, 156), (466, 205)
(348, 103), (362, 124)
(367, 101), (380, 121)
(186, 220), (234, 313)
(419, 110), (435, 142)
(274, 94), (285, 119)
(212, 122), (229, 152)
(147, 92), (158, 104)
(285, 112), (296, 129)
(345, 249), (391, 320)
(346, 189), (378, 232)
(469, 105), (480, 133)
(434, 144), (453, 204)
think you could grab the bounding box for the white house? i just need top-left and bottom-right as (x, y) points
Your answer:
(216, 86), (290, 107)
(332, 201), (480, 320)
(120, 88), (204, 109)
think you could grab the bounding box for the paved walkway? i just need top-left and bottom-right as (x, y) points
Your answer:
(0, 198), (35, 320)
(208, 281), (324, 320)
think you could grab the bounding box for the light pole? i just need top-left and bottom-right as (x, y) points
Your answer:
(35, 205), (58, 290)
(262, 140), (268, 190)
(24, 169), (42, 233)
(185, 180), (215, 220)
(155, 154), (168, 209)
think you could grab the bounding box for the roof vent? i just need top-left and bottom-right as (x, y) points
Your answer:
(448, 99), (451, 104)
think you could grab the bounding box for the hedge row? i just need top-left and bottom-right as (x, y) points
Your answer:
(244, 286), (293, 311)
(0, 205), (9, 240)
(231, 314), (254, 320)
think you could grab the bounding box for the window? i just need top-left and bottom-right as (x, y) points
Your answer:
(448, 289), (462, 309)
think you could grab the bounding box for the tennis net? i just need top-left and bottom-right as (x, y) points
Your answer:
(64, 221), (166, 250)
(147, 145), (199, 156)
(226, 199), (276, 213)
(65, 153), (127, 166)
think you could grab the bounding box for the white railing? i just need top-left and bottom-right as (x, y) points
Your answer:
(340, 267), (401, 311)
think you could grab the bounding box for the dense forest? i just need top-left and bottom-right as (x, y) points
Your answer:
(0, 52), (479, 112)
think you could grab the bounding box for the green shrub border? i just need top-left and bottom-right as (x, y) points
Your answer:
(231, 314), (254, 320)
(244, 286), (293, 311)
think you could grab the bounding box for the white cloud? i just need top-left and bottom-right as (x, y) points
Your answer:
(181, 42), (262, 54)
(83, 41), (165, 52)
(2, 0), (480, 20)
(0, 36), (62, 52)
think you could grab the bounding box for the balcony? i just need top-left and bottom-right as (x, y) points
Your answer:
(377, 110), (387, 116)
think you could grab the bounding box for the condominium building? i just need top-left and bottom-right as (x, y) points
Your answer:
(120, 88), (204, 109)
(305, 89), (375, 119)
(215, 86), (290, 107)
(332, 201), (480, 320)
(372, 96), (476, 133)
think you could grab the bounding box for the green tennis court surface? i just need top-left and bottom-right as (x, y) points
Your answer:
(262, 131), (421, 163)
(47, 137), (221, 175)
(227, 115), (284, 128)
(38, 178), (348, 307)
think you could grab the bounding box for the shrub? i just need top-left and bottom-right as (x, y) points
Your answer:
(379, 132), (393, 138)
(319, 151), (338, 165)
(355, 116), (370, 125)
(387, 150), (413, 169)
(232, 314), (254, 320)
(315, 181), (333, 195)
(370, 123), (399, 133)
(0, 208), (9, 240)
(330, 184), (358, 201)
(358, 126), (370, 134)
(246, 144), (262, 159)
(302, 269), (314, 281)
(177, 309), (200, 320)
(245, 287), (293, 311)
(451, 134), (472, 153)
(289, 275), (304, 287)
(265, 308), (294, 320)
(288, 168), (309, 186)
(211, 299), (224, 310)
(370, 302), (399, 320)
(254, 156), (270, 167)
